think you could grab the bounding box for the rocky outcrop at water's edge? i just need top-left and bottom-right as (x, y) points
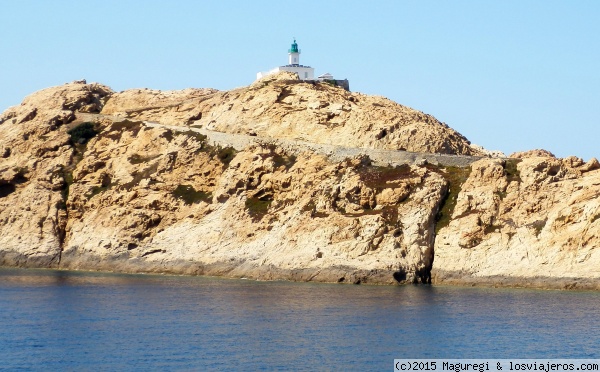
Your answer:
(1, 74), (600, 289)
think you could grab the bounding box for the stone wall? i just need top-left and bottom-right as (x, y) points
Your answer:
(333, 79), (350, 91)
(144, 122), (486, 168)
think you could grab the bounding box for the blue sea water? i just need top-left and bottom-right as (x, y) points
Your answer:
(0, 268), (599, 371)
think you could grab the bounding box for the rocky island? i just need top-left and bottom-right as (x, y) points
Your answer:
(1, 72), (599, 289)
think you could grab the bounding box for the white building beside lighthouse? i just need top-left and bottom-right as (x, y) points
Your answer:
(256, 39), (315, 80)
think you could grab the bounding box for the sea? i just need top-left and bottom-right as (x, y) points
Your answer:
(1, 268), (599, 371)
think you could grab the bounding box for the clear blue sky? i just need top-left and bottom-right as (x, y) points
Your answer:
(2, 1), (599, 159)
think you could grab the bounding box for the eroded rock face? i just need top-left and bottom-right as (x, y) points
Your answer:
(433, 156), (600, 289)
(2, 79), (600, 288)
(101, 87), (217, 125)
(510, 149), (556, 159)
(1, 79), (453, 283)
(101, 72), (481, 156)
(60, 122), (447, 283)
(0, 81), (112, 267)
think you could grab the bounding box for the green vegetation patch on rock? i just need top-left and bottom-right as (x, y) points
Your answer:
(67, 122), (98, 145)
(128, 153), (161, 165)
(504, 159), (522, 183)
(177, 130), (207, 144)
(56, 166), (74, 210)
(245, 196), (272, 221)
(211, 145), (237, 167)
(434, 166), (472, 234)
(173, 185), (212, 205)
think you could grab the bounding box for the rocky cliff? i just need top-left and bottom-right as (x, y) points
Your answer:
(433, 154), (600, 289)
(1, 75), (599, 288)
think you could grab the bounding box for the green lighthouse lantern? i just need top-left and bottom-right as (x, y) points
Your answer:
(288, 38), (301, 65)
(289, 39), (299, 53)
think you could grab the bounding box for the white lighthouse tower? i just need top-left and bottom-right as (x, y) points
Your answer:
(256, 39), (315, 81)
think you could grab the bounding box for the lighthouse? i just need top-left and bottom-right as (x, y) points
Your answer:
(256, 39), (315, 81)
(255, 39), (349, 90)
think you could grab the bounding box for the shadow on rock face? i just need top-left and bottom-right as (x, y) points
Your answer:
(0, 183), (16, 198)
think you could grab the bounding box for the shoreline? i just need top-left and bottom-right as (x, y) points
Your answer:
(2, 250), (599, 291)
